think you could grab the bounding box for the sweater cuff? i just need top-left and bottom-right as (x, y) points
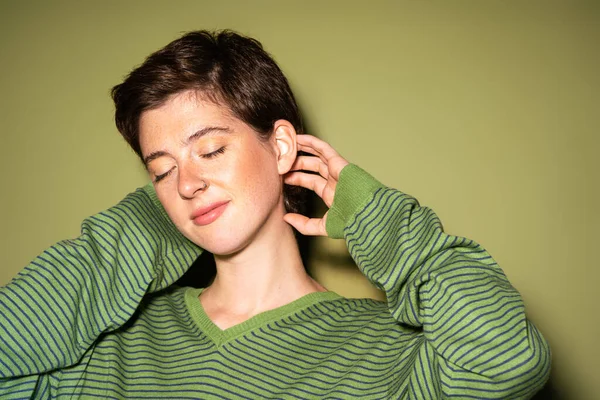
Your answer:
(326, 164), (385, 239)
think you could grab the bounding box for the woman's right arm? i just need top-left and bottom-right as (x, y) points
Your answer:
(0, 184), (202, 378)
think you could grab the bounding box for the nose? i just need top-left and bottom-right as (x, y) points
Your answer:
(177, 164), (208, 200)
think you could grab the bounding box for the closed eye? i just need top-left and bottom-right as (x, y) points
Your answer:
(153, 146), (225, 183)
(202, 146), (226, 159)
(154, 167), (175, 183)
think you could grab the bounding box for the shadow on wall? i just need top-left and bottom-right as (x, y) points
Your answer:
(533, 376), (561, 399)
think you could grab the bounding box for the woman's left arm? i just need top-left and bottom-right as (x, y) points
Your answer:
(285, 135), (551, 399)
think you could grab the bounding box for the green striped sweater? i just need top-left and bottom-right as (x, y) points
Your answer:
(0, 165), (550, 399)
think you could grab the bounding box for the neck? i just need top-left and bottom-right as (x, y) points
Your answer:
(201, 205), (326, 325)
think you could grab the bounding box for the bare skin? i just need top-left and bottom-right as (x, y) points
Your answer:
(202, 135), (348, 330)
(139, 93), (347, 330)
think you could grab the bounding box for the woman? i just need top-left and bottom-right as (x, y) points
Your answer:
(0, 30), (550, 399)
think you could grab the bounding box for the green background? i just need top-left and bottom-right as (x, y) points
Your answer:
(1, 1), (598, 398)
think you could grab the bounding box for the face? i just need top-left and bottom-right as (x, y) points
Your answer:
(139, 91), (291, 256)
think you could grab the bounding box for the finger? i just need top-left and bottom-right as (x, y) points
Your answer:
(296, 149), (349, 182)
(289, 155), (330, 179)
(297, 143), (327, 162)
(297, 137), (350, 179)
(283, 213), (327, 236)
(297, 135), (341, 161)
(284, 171), (328, 199)
(297, 144), (338, 170)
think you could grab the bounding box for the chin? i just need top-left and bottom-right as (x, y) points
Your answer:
(194, 234), (253, 257)
(179, 221), (256, 256)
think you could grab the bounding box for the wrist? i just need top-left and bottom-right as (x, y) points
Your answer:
(326, 164), (385, 239)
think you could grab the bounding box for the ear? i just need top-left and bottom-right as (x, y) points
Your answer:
(272, 119), (297, 175)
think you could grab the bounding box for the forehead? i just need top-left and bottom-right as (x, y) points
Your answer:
(139, 91), (235, 138)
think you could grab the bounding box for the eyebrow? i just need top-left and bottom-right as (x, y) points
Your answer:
(143, 126), (231, 166)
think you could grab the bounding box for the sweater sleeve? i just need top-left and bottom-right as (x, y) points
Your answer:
(326, 165), (551, 399)
(0, 184), (202, 380)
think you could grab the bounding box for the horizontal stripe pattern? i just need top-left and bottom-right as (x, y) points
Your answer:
(345, 186), (551, 398)
(0, 186), (200, 379)
(55, 288), (422, 399)
(0, 167), (550, 398)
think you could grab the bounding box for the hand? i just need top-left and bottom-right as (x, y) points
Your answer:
(283, 135), (349, 236)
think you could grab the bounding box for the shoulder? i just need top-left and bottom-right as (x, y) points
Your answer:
(296, 296), (423, 347)
(311, 296), (398, 329)
(117, 286), (191, 332)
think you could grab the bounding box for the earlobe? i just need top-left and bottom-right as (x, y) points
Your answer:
(273, 120), (297, 175)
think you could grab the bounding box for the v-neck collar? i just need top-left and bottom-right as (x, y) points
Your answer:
(184, 287), (341, 347)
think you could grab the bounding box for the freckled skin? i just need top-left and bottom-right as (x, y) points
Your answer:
(139, 91), (287, 257)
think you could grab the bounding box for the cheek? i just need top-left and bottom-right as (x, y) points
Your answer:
(226, 145), (282, 205)
(245, 149), (280, 192)
(153, 142), (283, 228)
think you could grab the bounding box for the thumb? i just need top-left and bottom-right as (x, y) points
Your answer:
(283, 213), (327, 236)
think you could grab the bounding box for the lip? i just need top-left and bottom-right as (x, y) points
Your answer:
(191, 201), (230, 226)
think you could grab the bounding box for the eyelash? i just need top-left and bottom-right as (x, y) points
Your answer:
(153, 146), (227, 183)
(154, 168), (173, 183)
(202, 146), (226, 159)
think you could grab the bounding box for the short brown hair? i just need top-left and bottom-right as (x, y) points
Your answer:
(111, 30), (307, 213)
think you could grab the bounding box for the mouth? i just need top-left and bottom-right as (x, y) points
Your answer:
(191, 201), (230, 226)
